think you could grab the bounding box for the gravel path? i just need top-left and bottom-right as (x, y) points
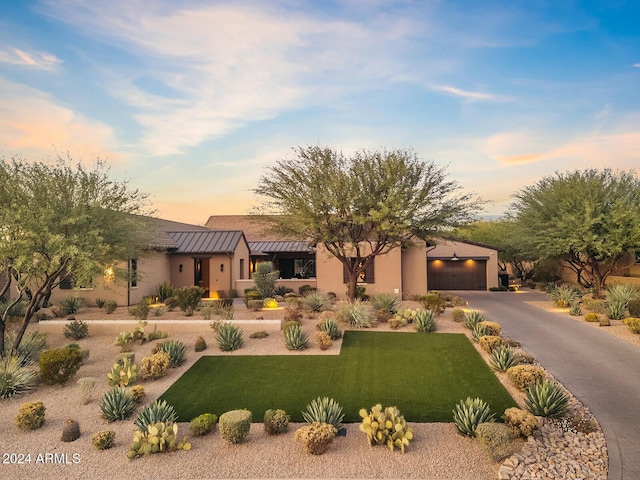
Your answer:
(2, 308), (501, 480)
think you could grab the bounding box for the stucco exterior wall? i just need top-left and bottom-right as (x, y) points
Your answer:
(401, 242), (428, 299)
(427, 240), (499, 290)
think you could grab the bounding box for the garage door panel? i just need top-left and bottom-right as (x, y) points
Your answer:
(427, 259), (487, 290)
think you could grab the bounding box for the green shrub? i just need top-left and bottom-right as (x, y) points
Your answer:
(478, 335), (503, 353)
(63, 319), (89, 340)
(153, 340), (186, 367)
(475, 422), (516, 461)
(315, 331), (333, 350)
(128, 300), (150, 320)
(194, 336), (207, 352)
(252, 261), (279, 299)
(106, 358), (137, 387)
(104, 300), (117, 314)
(15, 400), (46, 431)
(506, 365), (546, 391)
(150, 306), (165, 317)
(60, 296), (86, 315)
(335, 299), (375, 328)
(358, 404), (414, 453)
(317, 317), (342, 340)
(0, 355), (38, 398)
(274, 285), (294, 296)
(175, 286), (205, 316)
(163, 296), (178, 311)
(414, 309), (437, 333)
(301, 291), (333, 312)
(247, 299), (263, 311)
(294, 422), (337, 455)
(628, 299), (640, 317)
(134, 399), (178, 431)
(623, 317), (640, 334)
(216, 324), (244, 351)
(127, 421), (191, 458)
(282, 320), (302, 332)
(370, 293), (402, 317)
(129, 384), (146, 405)
(584, 313), (600, 322)
(452, 397), (495, 437)
(299, 284), (315, 296)
(451, 308), (466, 322)
(249, 330), (269, 339)
(417, 293), (445, 314)
(489, 345), (522, 372)
(100, 387), (136, 421)
(302, 397), (344, 430)
(525, 379), (569, 418)
(606, 300), (627, 320)
(284, 324), (309, 350)
(463, 310), (485, 329)
(583, 298), (606, 313)
(92, 430), (116, 450)
(263, 297), (279, 309)
(190, 413), (218, 436)
(138, 351), (171, 380)
(39, 347), (83, 385)
(156, 282), (175, 302)
(219, 409), (252, 444)
(502, 407), (539, 438)
(263, 409), (290, 435)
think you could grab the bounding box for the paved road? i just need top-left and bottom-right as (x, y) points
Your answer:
(461, 290), (640, 480)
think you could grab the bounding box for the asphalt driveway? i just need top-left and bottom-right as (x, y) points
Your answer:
(461, 290), (640, 480)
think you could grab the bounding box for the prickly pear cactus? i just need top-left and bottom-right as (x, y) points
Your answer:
(127, 421), (191, 459)
(107, 359), (137, 387)
(358, 404), (414, 453)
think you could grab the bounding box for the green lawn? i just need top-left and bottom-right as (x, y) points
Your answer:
(159, 331), (516, 422)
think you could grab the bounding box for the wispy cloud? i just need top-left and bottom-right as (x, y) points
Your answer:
(430, 84), (510, 102)
(0, 46), (62, 69)
(633, 63), (640, 68)
(0, 77), (120, 162)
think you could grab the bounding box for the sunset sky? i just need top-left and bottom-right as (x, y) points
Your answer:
(1, 1), (639, 225)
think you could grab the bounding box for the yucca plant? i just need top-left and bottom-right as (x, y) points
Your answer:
(302, 397), (344, 430)
(525, 379), (569, 418)
(134, 399), (178, 431)
(335, 299), (375, 328)
(550, 285), (582, 308)
(370, 293), (402, 317)
(317, 317), (342, 340)
(59, 296), (87, 315)
(471, 323), (489, 342)
(452, 397), (496, 437)
(216, 324), (244, 351)
(0, 355), (38, 398)
(100, 387), (136, 421)
(606, 300), (627, 320)
(3, 331), (48, 367)
(284, 324), (309, 350)
(604, 283), (640, 306)
(300, 291), (332, 312)
(414, 309), (436, 333)
(489, 345), (522, 372)
(463, 310), (486, 330)
(154, 340), (187, 367)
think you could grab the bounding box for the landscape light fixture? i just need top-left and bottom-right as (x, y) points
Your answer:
(451, 252), (459, 261)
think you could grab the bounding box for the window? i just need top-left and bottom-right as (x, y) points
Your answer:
(59, 274), (73, 290)
(129, 258), (138, 288)
(343, 258), (375, 284)
(239, 258), (245, 280)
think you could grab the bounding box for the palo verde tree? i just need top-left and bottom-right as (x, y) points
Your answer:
(253, 146), (481, 300)
(0, 155), (150, 355)
(510, 168), (640, 297)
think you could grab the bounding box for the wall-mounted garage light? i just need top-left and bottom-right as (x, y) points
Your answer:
(451, 252), (459, 261)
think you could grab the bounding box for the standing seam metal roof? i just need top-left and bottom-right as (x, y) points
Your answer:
(248, 241), (315, 253)
(166, 231), (244, 253)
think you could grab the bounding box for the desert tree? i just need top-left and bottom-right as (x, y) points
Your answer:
(0, 155), (150, 354)
(253, 146), (482, 300)
(510, 168), (640, 297)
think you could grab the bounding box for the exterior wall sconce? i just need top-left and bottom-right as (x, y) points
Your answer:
(220, 264), (224, 272)
(451, 252), (459, 261)
(179, 264), (183, 272)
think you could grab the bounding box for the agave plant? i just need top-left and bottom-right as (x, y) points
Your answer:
(550, 285), (582, 308)
(0, 355), (38, 398)
(300, 291), (332, 312)
(471, 323), (489, 342)
(604, 283), (640, 306)
(370, 293), (402, 317)
(3, 331), (47, 366)
(463, 310), (486, 330)
(302, 397), (344, 430)
(452, 397), (496, 437)
(317, 317), (342, 340)
(100, 387), (136, 421)
(335, 300), (375, 328)
(414, 310), (436, 333)
(568, 302), (582, 316)
(489, 345), (522, 372)
(216, 324), (244, 351)
(525, 379), (569, 418)
(605, 300), (627, 320)
(284, 325), (309, 350)
(134, 399), (178, 431)
(154, 340), (187, 367)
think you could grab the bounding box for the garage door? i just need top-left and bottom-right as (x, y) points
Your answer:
(427, 259), (487, 290)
